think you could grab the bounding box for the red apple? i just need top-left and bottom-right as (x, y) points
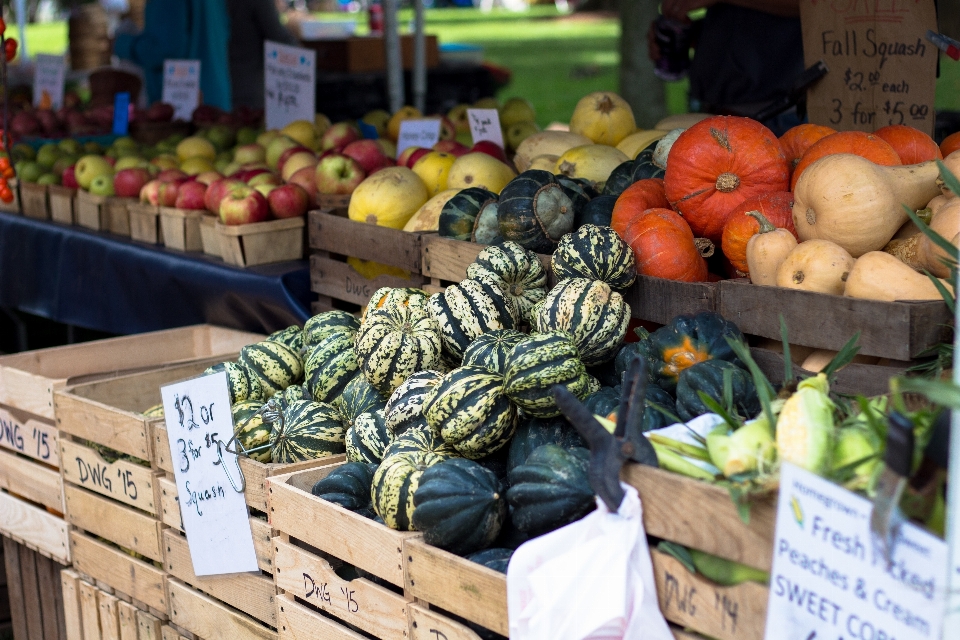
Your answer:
(267, 184), (310, 219)
(232, 167), (270, 183)
(433, 140), (470, 157)
(205, 178), (244, 213)
(276, 146), (313, 174)
(405, 148), (432, 169)
(437, 116), (457, 141)
(114, 168), (152, 198)
(397, 146), (425, 168)
(470, 140), (509, 164)
(195, 171), (222, 185)
(219, 184), (270, 225)
(158, 178), (188, 207)
(247, 172), (281, 188)
(320, 122), (361, 152)
(287, 166), (318, 207)
(314, 154), (365, 195)
(62, 165), (79, 189)
(175, 181), (208, 210)
(157, 168), (188, 182)
(140, 179), (161, 205)
(341, 139), (390, 174)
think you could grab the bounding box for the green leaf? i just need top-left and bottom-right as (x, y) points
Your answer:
(937, 159), (960, 198)
(657, 541), (697, 574)
(697, 391), (740, 430)
(722, 367), (734, 415)
(647, 400), (685, 429)
(725, 482), (753, 524)
(904, 204), (959, 263)
(726, 338), (777, 431)
(893, 377), (960, 410)
(923, 270), (956, 314)
(855, 396), (885, 441)
(780, 315), (793, 385)
(821, 333), (861, 379)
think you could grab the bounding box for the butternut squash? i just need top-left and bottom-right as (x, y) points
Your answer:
(801, 349), (879, 373)
(883, 199), (959, 277)
(844, 251), (952, 301)
(776, 240), (855, 295)
(928, 194), (952, 214)
(792, 155), (941, 257)
(745, 210), (798, 286)
(938, 151), (960, 197)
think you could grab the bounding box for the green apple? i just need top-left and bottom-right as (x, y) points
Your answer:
(74, 155), (114, 190)
(83, 141), (104, 154)
(58, 139), (81, 155)
(257, 130), (281, 148)
(113, 136), (138, 151)
(52, 155), (78, 176)
(114, 156), (150, 171)
(505, 121), (541, 151)
(207, 125), (236, 152)
(17, 161), (43, 183)
(265, 136), (299, 171)
(499, 97), (537, 127)
(215, 157), (233, 174)
(11, 143), (35, 162)
(236, 127), (259, 146)
(37, 173), (60, 186)
(88, 174), (115, 197)
(36, 144), (61, 169)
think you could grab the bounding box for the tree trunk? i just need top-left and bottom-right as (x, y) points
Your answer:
(618, 0), (666, 128)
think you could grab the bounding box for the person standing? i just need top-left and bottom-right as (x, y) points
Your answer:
(226, 0), (301, 110)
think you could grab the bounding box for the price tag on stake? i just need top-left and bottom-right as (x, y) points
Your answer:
(764, 463), (948, 640)
(264, 41), (316, 131)
(162, 59), (201, 122)
(395, 119), (442, 159)
(161, 372), (258, 577)
(467, 108), (504, 148)
(33, 54), (65, 109)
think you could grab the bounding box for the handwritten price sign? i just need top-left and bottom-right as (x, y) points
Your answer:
(800, 0), (937, 135)
(33, 54), (65, 110)
(161, 372), (258, 576)
(468, 108), (504, 148)
(162, 60), (201, 122)
(264, 41), (316, 131)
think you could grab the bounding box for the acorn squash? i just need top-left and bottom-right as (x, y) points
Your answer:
(498, 170), (575, 253)
(675, 360), (760, 422)
(506, 445), (595, 536)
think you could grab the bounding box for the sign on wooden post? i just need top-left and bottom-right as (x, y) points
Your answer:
(799, 0), (938, 135)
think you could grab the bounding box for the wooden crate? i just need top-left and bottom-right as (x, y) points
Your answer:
(218, 218), (304, 268)
(129, 203), (160, 244)
(64, 484), (164, 562)
(70, 531), (168, 615)
(166, 579), (277, 640)
(62, 569), (165, 640)
(105, 197), (135, 237)
(0, 491), (70, 563)
(198, 215), (220, 258)
(20, 182), (50, 220)
(76, 191), (108, 231)
(315, 194), (350, 212)
(720, 278), (952, 360)
(419, 234), (549, 293)
(0, 448), (63, 513)
(751, 346), (909, 397)
(308, 210), (425, 311)
(49, 186), (76, 225)
(5, 536), (66, 640)
(160, 208), (204, 252)
(276, 594), (368, 640)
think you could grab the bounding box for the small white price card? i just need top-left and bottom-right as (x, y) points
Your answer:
(264, 41), (316, 131)
(467, 108), (504, 148)
(161, 372), (258, 577)
(33, 54), (65, 109)
(396, 119), (441, 158)
(162, 59), (201, 122)
(765, 463), (947, 640)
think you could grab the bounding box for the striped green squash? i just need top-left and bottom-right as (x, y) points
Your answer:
(466, 241), (547, 324)
(423, 366), (518, 459)
(335, 375), (388, 431)
(362, 287), (430, 322)
(269, 399), (346, 463)
(462, 329), (525, 374)
(373, 430), (457, 530)
(532, 278), (630, 367)
(427, 278), (518, 362)
(304, 332), (362, 404)
(239, 341), (304, 398)
(355, 304), (443, 396)
(303, 311), (360, 348)
(384, 370), (443, 436)
(266, 325), (305, 354)
(382, 426), (458, 459)
(231, 400), (262, 427)
(552, 224), (636, 290)
(203, 361), (264, 404)
(503, 331), (592, 418)
(345, 410), (393, 464)
(231, 401), (271, 462)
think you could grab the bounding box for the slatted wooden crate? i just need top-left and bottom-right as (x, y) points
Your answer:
(20, 183), (50, 220)
(267, 463), (414, 639)
(105, 198), (136, 237)
(166, 579), (277, 640)
(160, 208), (203, 252)
(5, 536), (66, 640)
(218, 218), (305, 268)
(129, 203), (160, 244)
(70, 531), (168, 616)
(75, 191), (108, 231)
(61, 569), (165, 640)
(48, 186), (76, 225)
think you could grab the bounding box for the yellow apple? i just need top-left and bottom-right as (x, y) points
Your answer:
(176, 136), (216, 162)
(280, 151), (318, 183)
(500, 97), (536, 127)
(412, 151), (456, 196)
(386, 106), (423, 142)
(282, 120), (320, 150)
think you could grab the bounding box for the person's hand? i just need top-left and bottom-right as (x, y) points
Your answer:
(661, 0), (718, 22)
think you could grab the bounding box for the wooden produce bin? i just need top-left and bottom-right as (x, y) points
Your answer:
(129, 202), (161, 244)
(217, 218), (304, 268)
(106, 197), (136, 236)
(166, 579), (277, 640)
(0, 179), (20, 214)
(49, 186), (76, 225)
(62, 568), (166, 640)
(198, 215), (221, 258)
(160, 207), (204, 252)
(20, 182), (50, 220)
(267, 464), (415, 640)
(309, 210), (425, 312)
(751, 346), (909, 397)
(5, 536), (67, 640)
(76, 190), (108, 231)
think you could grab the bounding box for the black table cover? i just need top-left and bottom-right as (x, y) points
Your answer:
(0, 212), (311, 335)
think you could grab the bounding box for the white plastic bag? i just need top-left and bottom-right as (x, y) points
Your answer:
(506, 483), (674, 640)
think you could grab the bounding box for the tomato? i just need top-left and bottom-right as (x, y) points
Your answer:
(2, 168), (13, 180)
(4, 38), (17, 62)
(0, 18), (6, 35)
(0, 189), (13, 204)
(0, 157), (10, 170)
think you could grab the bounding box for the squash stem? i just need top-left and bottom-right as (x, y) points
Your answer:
(746, 210), (776, 234)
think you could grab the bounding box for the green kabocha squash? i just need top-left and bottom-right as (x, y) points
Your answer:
(311, 462), (376, 513)
(642, 311), (745, 393)
(266, 325), (304, 354)
(204, 361), (264, 404)
(384, 370), (443, 436)
(532, 278), (630, 367)
(631, 143), (665, 181)
(462, 329), (525, 375)
(601, 161), (636, 197)
(335, 375), (388, 431)
(583, 386), (621, 420)
(466, 242), (547, 324)
(427, 278), (518, 362)
(239, 341), (304, 398)
(373, 430), (457, 530)
(503, 331), (592, 418)
(575, 194), (617, 228)
(472, 199), (501, 245)
(506, 444), (595, 536)
(675, 360), (759, 422)
(362, 287), (430, 323)
(438, 187), (499, 241)
(423, 366), (518, 459)
(231, 401), (271, 462)
(643, 384), (678, 431)
(345, 410), (394, 464)
(556, 176), (591, 219)
(466, 548), (513, 573)
(411, 458), (506, 555)
(498, 170), (575, 254)
(552, 225), (637, 290)
(507, 416), (585, 472)
(303, 332), (362, 404)
(303, 311), (360, 349)
(268, 399), (346, 463)
(355, 303), (443, 396)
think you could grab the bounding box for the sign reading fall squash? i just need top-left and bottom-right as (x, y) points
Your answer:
(800, 0), (937, 136)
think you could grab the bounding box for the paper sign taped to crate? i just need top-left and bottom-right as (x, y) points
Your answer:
(161, 372), (258, 576)
(396, 119), (442, 158)
(468, 108), (504, 148)
(765, 463), (947, 640)
(33, 54), (65, 110)
(162, 59), (201, 122)
(264, 41), (316, 131)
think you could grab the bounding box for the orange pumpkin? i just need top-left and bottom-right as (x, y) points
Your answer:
(610, 178), (669, 238)
(873, 125), (942, 164)
(779, 124), (835, 171)
(621, 207), (709, 282)
(720, 191), (796, 274)
(940, 131), (960, 158)
(663, 115), (789, 243)
(790, 131), (901, 190)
